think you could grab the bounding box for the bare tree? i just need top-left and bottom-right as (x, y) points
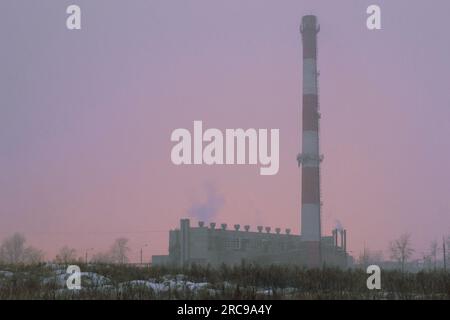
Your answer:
(444, 235), (450, 271)
(0, 233), (25, 264)
(358, 247), (384, 268)
(389, 233), (414, 273)
(0, 233), (44, 264)
(90, 252), (112, 264)
(55, 246), (78, 264)
(422, 253), (433, 270)
(429, 240), (438, 270)
(110, 238), (130, 264)
(89, 238), (130, 264)
(24, 246), (44, 264)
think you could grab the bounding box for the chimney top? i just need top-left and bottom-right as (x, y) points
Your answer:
(301, 15), (319, 33)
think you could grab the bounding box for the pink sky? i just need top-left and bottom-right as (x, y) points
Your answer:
(1, 0), (450, 262)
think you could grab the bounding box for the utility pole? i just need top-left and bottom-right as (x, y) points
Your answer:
(140, 243), (148, 265)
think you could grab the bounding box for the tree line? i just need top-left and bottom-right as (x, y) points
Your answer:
(0, 233), (131, 265)
(1, 232), (449, 271)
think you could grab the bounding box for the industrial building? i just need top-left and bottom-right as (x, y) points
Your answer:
(153, 15), (350, 268)
(152, 219), (348, 268)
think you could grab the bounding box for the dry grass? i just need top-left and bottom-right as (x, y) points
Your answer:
(0, 263), (448, 300)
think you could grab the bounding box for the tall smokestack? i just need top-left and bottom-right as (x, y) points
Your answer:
(298, 15), (321, 266)
(298, 15), (321, 241)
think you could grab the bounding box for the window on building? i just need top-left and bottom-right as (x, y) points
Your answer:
(225, 238), (241, 250)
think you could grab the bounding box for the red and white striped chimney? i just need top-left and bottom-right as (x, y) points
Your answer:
(298, 15), (322, 245)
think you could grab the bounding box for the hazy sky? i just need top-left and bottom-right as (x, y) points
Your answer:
(1, 0), (449, 262)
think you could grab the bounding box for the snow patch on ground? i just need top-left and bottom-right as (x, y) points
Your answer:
(119, 280), (169, 293)
(0, 269), (279, 297)
(117, 276), (211, 295)
(0, 271), (14, 278)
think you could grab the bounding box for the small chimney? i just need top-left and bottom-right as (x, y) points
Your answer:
(265, 227), (271, 233)
(285, 228), (291, 235)
(340, 230), (344, 248)
(244, 225), (250, 232)
(198, 221), (205, 227)
(234, 224), (240, 231)
(257, 226), (263, 233)
(275, 228), (281, 234)
(221, 223), (227, 230)
(210, 222), (216, 229)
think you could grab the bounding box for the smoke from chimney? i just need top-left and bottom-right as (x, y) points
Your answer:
(188, 182), (225, 222)
(334, 219), (344, 231)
